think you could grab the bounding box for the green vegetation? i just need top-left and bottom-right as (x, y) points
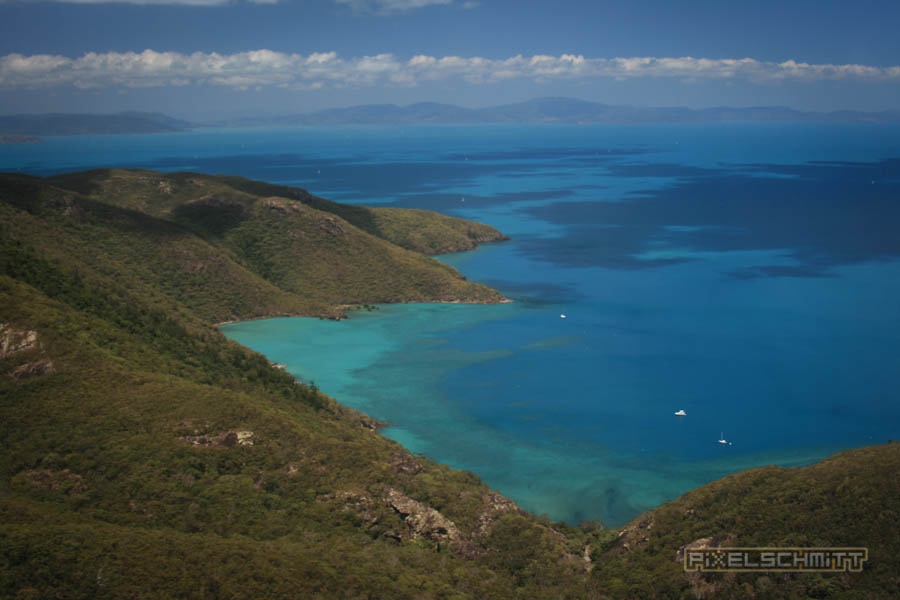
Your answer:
(203, 174), (509, 255)
(590, 444), (900, 598)
(1, 169), (898, 598)
(7, 170), (505, 324)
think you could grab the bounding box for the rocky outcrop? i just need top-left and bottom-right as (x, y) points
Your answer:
(180, 430), (254, 447)
(385, 488), (459, 543)
(610, 514), (656, 553)
(390, 452), (424, 475)
(474, 491), (524, 537)
(10, 358), (55, 380)
(262, 197), (305, 215)
(0, 324), (38, 357)
(2, 324), (56, 380)
(318, 216), (345, 237)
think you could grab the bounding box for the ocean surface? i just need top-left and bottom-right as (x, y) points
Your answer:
(4, 123), (900, 526)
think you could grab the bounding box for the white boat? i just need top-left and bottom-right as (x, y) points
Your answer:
(674, 409), (686, 416)
(718, 432), (728, 445)
(560, 314), (567, 319)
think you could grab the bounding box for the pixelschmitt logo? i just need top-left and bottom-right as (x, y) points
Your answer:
(683, 548), (868, 572)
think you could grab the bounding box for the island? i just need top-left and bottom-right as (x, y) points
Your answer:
(0, 134), (43, 144)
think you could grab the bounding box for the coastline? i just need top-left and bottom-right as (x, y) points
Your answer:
(214, 295), (513, 328)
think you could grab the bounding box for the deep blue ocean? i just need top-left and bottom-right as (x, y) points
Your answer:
(4, 123), (900, 526)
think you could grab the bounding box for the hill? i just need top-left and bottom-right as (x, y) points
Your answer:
(5, 169), (506, 323)
(1, 169), (899, 598)
(211, 97), (900, 127)
(591, 443), (900, 598)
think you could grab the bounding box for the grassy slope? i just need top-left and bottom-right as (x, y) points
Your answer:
(0, 174), (321, 325)
(50, 170), (508, 255)
(6, 171), (504, 323)
(0, 276), (589, 598)
(212, 174), (509, 255)
(2, 169), (899, 599)
(591, 444), (900, 599)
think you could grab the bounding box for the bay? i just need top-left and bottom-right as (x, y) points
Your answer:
(5, 122), (900, 525)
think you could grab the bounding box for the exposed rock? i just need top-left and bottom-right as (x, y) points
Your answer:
(157, 180), (172, 194)
(385, 488), (459, 543)
(359, 416), (386, 432)
(0, 324), (38, 357)
(10, 358), (55, 380)
(474, 491), (523, 537)
(318, 216), (345, 237)
(610, 514), (655, 553)
(333, 402), (387, 432)
(262, 197), (305, 215)
(180, 430), (254, 447)
(24, 469), (88, 495)
(1, 326), (56, 379)
(390, 452), (424, 475)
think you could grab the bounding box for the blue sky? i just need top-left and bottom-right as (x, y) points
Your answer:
(1, 0), (899, 119)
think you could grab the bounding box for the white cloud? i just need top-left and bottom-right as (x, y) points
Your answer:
(2, 50), (899, 92)
(334, 0), (454, 14)
(21, 0), (227, 4)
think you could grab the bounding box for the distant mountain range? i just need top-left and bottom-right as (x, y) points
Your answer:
(213, 97), (900, 127)
(0, 111), (192, 136)
(2, 99), (899, 136)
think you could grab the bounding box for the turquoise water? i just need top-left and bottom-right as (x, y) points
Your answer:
(5, 123), (900, 525)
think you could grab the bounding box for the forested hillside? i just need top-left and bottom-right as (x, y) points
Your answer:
(1, 170), (897, 599)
